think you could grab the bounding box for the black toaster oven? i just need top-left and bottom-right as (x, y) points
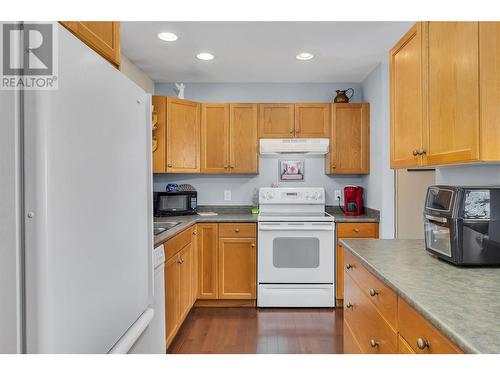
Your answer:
(424, 185), (500, 266)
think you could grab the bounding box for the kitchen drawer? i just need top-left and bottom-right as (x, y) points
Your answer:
(398, 298), (462, 354)
(344, 250), (397, 328)
(398, 334), (415, 354)
(165, 225), (193, 260)
(337, 222), (378, 238)
(218, 223), (256, 238)
(343, 273), (398, 354)
(344, 320), (363, 354)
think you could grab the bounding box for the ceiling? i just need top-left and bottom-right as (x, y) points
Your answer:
(121, 22), (414, 83)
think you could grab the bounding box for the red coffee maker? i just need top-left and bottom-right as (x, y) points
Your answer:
(343, 186), (364, 216)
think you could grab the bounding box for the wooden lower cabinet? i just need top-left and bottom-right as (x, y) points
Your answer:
(398, 298), (462, 354)
(165, 254), (180, 347)
(198, 223), (257, 302)
(343, 248), (463, 354)
(398, 335), (416, 354)
(164, 225), (197, 349)
(336, 222), (379, 304)
(197, 223), (219, 299)
(164, 222), (257, 348)
(218, 237), (256, 299)
(343, 272), (398, 354)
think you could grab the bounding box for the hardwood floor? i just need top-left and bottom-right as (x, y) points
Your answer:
(167, 307), (344, 354)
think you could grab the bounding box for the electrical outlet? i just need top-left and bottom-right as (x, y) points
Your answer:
(335, 190), (342, 201)
(224, 190), (232, 201)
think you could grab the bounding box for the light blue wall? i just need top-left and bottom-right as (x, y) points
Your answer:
(154, 157), (365, 206)
(436, 165), (500, 185)
(154, 82), (366, 206)
(155, 82), (363, 103)
(361, 60), (394, 239)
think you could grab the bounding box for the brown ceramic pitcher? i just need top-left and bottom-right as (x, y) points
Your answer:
(334, 88), (354, 103)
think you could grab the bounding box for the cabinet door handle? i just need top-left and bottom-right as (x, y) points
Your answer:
(412, 149), (419, 156)
(370, 339), (379, 348)
(418, 149), (427, 156)
(345, 263), (353, 270)
(230, 166), (235, 169)
(251, 243), (255, 248)
(369, 288), (379, 297)
(417, 338), (430, 350)
(224, 165), (229, 168)
(346, 302), (353, 309)
(167, 163), (172, 167)
(289, 130), (294, 135)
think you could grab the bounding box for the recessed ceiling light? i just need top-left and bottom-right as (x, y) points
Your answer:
(296, 52), (314, 61)
(196, 52), (215, 61)
(157, 32), (178, 42)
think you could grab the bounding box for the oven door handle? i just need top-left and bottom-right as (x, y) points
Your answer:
(259, 225), (334, 231)
(424, 214), (448, 225)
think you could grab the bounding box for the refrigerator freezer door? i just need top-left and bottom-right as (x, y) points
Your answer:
(23, 23), (153, 353)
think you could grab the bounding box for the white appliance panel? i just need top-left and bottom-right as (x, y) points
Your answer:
(258, 222), (334, 283)
(258, 284), (334, 307)
(23, 23), (152, 353)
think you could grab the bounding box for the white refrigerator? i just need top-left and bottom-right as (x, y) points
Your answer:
(0, 22), (154, 353)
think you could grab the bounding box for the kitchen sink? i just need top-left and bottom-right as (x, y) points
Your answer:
(153, 222), (180, 236)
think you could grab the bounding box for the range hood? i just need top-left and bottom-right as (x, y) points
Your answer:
(260, 138), (329, 155)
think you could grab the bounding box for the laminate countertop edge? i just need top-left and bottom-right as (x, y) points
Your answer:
(339, 238), (486, 354)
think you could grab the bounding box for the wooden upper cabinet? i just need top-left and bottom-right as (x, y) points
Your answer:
(201, 103), (230, 173)
(390, 23), (425, 168)
(200, 103), (258, 174)
(425, 22), (480, 165)
(327, 103), (370, 174)
(152, 96), (167, 173)
(295, 103), (330, 138)
(230, 104), (259, 173)
(166, 97), (201, 173)
(60, 22), (120, 68)
(479, 22), (500, 161)
(258, 104), (295, 138)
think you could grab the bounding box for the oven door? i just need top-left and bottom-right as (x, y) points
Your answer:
(424, 214), (452, 258)
(258, 221), (334, 284)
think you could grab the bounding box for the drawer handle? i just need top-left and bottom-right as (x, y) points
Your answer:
(353, 228), (360, 233)
(369, 289), (379, 297)
(346, 302), (353, 309)
(251, 243), (255, 248)
(370, 339), (379, 348)
(345, 263), (353, 270)
(417, 338), (430, 350)
(235, 228), (240, 233)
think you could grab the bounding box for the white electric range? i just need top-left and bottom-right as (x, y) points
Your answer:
(257, 187), (335, 307)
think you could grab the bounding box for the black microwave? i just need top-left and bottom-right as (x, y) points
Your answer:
(424, 185), (500, 266)
(154, 185), (198, 216)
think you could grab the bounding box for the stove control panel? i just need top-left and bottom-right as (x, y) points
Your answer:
(259, 187), (325, 204)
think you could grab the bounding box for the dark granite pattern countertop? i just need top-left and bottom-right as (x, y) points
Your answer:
(339, 238), (500, 354)
(326, 206), (380, 223)
(154, 205), (380, 248)
(154, 206), (258, 247)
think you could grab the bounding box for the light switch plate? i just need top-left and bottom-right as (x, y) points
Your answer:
(224, 190), (231, 201)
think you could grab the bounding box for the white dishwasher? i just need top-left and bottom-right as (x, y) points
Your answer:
(129, 244), (166, 354)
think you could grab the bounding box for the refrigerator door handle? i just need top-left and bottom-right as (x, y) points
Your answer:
(108, 308), (154, 354)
